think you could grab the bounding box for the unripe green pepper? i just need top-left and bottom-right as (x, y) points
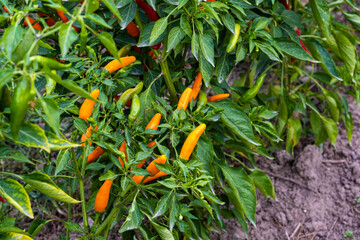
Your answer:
(226, 23), (241, 53)
(118, 44), (132, 58)
(128, 93), (140, 127)
(195, 90), (207, 112)
(117, 82), (143, 110)
(18, 56), (71, 70)
(10, 76), (36, 138)
(0, 87), (12, 111)
(240, 73), (266, 103)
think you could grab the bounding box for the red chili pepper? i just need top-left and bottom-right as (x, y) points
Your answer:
(280, 0), (290, 10)
(37, 13), (56, 27)
(136, 0), (159, 21)
(135, 0), (161, 49)
(0, 195), (5, 203)
(295, 28), (311, 55)
(291, 28), (311, 62)
(133, 46), (141, 53)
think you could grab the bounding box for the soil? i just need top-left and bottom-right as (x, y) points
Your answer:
(214, 96), (360, 240)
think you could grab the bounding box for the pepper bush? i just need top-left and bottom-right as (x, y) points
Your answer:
(0, 0), (359, 239)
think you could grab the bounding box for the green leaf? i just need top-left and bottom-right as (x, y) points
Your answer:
(64, 222), (84, 233)
(11, 28), (35, 63)
(0, 232), (33, 240)
(0, 178), (33, 218)
(138, 22), (166, 47)
(153, 191), (174, 218)
(150, 18), (168, 43)
(169, 194), (179, 231)
(166, 27), (185, 52)
(102, 0), (123, 22)
(0, 151), (34, 165)
(285, 117), (302, 154)
(99, 170), (119, 181)
(86, 13), (112, 29)
(118, 1), (137, 29)
(3, 123), (50, 153)
(95, 32), (121, 63)
(221, 13), (235, 34)
(55, 149), (71, 175)
(2, 24), (22, 59)
(276, 38), (316, 62)
(199, 33), (215, 67)
(42, 69), (96, 100)
(221, 166), (256, 225)
(191, 32), (199, 60)
(119, 198), (144, 232)
(59, 22), (78, 58)
(333, 30), (356, 78)
(209, 100), (259, 146)
(249, 169), (276, 199)
(215, 53), (234, 83)
(199, 53), (213, 87)
(180, 15), (192, 37)
(39, 97), (60, 135)
(19, 172), (80, 203)
(306, 39), (341, 80)
(27, 219), (54, 238)
(309, 0), (331, 39)
(47, 132), (80, 151)
(149, 219), (175, 240)
(321, 116), (338, 145)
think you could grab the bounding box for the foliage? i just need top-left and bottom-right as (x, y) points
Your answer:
(0, 0), (359, 239)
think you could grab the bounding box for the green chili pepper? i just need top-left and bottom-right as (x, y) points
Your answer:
(226, 23), (241, 53)
(240, 73), (266, 103)
(45, 70), (57, 95)
(80, 24), (87, 54)
(118, 44), (132, 58)
(117, 82), (143, 110)
(18, 56), (72, 70)
(195, 90), (207, 112)
(128, 93), (141, 127)
(10, 76), (35, 138)
(0, 86), (12, 111)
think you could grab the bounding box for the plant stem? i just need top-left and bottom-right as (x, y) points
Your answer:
(154, 50), (178, 104)
(66, 178), (72, 240)
(70, 148), (89, 233)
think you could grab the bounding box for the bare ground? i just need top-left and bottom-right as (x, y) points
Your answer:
(214, 97), (360, 240)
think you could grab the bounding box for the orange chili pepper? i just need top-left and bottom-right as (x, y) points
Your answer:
(148, 51), (156, 60)
(146, 113), (161, 131)
(79, 89), (100, 121)
(190, 72), (202, 100)
(177, 88), (193, 111)
(104, 56), (136, 73)
(56, 10), (79, 32)
(207, 93), (230, 102)
(94, 180), (113, 212)
(87, 146), (105, 163)
(118, 141), (128, 168)
(146, 155), (167, 176)
(24, 17), (42, 31)
(81, 125), (98, 146)
(148, 141), (156, 148)
(180, 124), (206, 160)
(126, 21), (140, 37)
(132, 171), (168, 184)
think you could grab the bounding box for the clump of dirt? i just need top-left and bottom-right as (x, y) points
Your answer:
(215, 97), (360, 239)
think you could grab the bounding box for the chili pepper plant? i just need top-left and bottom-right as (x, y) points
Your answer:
(0, 0), (359, 239)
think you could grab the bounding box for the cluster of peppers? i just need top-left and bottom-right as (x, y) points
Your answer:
(77, 54), (234, 212)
